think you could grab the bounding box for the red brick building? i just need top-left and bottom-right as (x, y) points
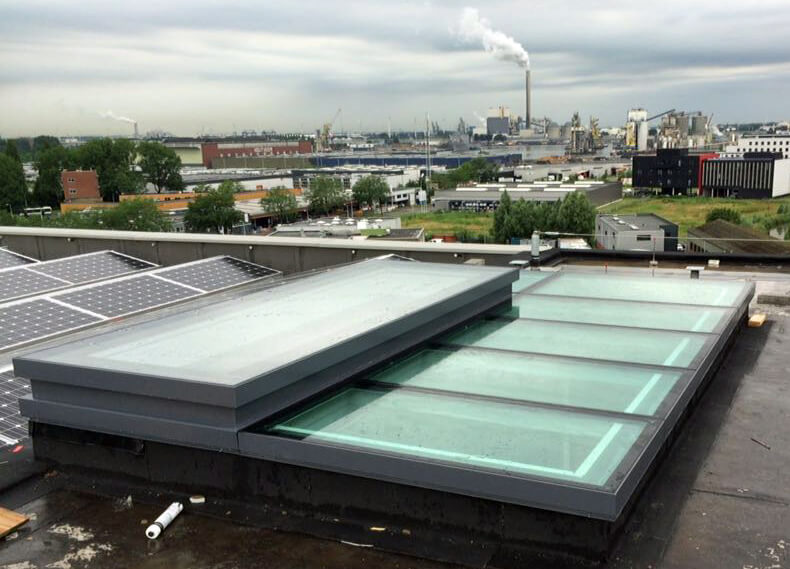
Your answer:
(62, 170), (101, 202)
(201, 140), (313, 168)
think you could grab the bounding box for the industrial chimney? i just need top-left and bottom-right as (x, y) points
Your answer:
(133, 122), (139, 138)
(525, 70), (532, 130)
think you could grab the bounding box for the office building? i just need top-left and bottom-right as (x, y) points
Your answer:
(632, 149), (718, 195)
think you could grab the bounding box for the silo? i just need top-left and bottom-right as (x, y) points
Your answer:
(637, 121), (648, 151)
(691, 114), (707, 136)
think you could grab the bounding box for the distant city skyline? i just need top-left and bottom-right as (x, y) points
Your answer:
(2, 0), (790, 137)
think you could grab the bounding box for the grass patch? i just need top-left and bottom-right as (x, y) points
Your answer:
(400, 211), (493, 238)
(600, 196), (790, 236)
(360, 228), (388, 237)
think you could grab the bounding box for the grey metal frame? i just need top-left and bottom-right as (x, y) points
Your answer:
(236, 278), (754, 521)
(17, 262), (754, 522)
(17, 260), (518, 441)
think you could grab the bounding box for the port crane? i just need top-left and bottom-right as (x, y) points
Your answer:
(317, 108), (342, 152)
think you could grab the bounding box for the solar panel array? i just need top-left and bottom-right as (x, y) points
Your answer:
(156, 256), (279, 292)
(0, 367), (30, 446)
(31, 251), (153, 282)
(0, 270), (68, 303)
(0, 251), (157, 304)
(0, 300), (102, 349)
(0, 255), (280, 447)
(0, 256), (279, 352)
(0, 248), (37, 269)
(58, 275), (198, 318)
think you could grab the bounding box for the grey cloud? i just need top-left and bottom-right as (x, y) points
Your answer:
(1, 0), (789, 136)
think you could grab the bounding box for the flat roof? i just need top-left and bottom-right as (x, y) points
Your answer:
(1, 249), (787, 569)
(688, 219), (790, 255)
(598, 213), (675, 232)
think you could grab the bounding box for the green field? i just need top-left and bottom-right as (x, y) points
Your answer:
(397, 197), (790, 241)
(401, 211), (493, 240)
(600, 196), (790, 236)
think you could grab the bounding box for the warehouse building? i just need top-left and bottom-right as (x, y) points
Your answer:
(700, 152), (790, 198)
(432, 181), (622, 211)
(596, 214), (679, 252)
(202, 140), (312, 168)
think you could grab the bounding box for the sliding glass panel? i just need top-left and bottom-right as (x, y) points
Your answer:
(369, 347), (682, 416)
(269, 387), (647, 487)
(441, 319), (708, 368)
(505, 295), (728, 333)
(532, 272), (746, 307)
(27, 260), (509, 385)
(512, 271), (551, 292)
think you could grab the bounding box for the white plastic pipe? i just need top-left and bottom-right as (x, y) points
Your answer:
(146, 502), (183, 539)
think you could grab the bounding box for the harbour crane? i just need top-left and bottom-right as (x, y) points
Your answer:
(318, 108), (342, 152)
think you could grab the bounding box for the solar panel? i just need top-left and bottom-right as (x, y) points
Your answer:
(0, 367), (30, 446)
(29, 251), (156, 283)
(2, 256), (280, 446)
(0, 299), (102, 352)
(58, 275), (200, 318)
(156, 257), (279, 292)
(0, 269), (70, 303)
(0, 248), (37, 269)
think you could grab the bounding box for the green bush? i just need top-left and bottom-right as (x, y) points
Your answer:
(706, 207), (742, 225)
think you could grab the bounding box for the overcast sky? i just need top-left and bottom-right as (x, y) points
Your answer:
(2, 0), (789, 137)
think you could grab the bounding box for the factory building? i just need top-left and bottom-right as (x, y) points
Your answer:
(432, 181), (622, 211)
(725, 133), (790, 159)
(596, 214), (679, 252)
(632, 149), (718, 195)
(486, 106), (517, 137)
(700, 153), (790, 198)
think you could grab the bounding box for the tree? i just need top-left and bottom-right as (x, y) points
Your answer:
(558, 191), (595, 239)
(184, 186), (242, 233)
(260, 186), (298, 224)
(706, 207), (742, 225)
(75, 138), (143, 201)
(0, 154), (27, 212)
(4, 140), (21, 164)
(491, 191), (596, 244)
(192, 183), (212, 193)
(432, 158), (500, 190)
(492, 190), (514, 243)
(101, 198), (172, 231)
(137, 141), (183, 193)
(307, 176), (345, 216)
(352, 175), (389, 212)
(32, 145), (71, 208)
(216, 179), (245, 194)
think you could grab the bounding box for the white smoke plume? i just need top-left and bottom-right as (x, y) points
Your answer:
(473, 111), (487, 125)
(100, 110), (136, 124)
(457, 7), (529, 69)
